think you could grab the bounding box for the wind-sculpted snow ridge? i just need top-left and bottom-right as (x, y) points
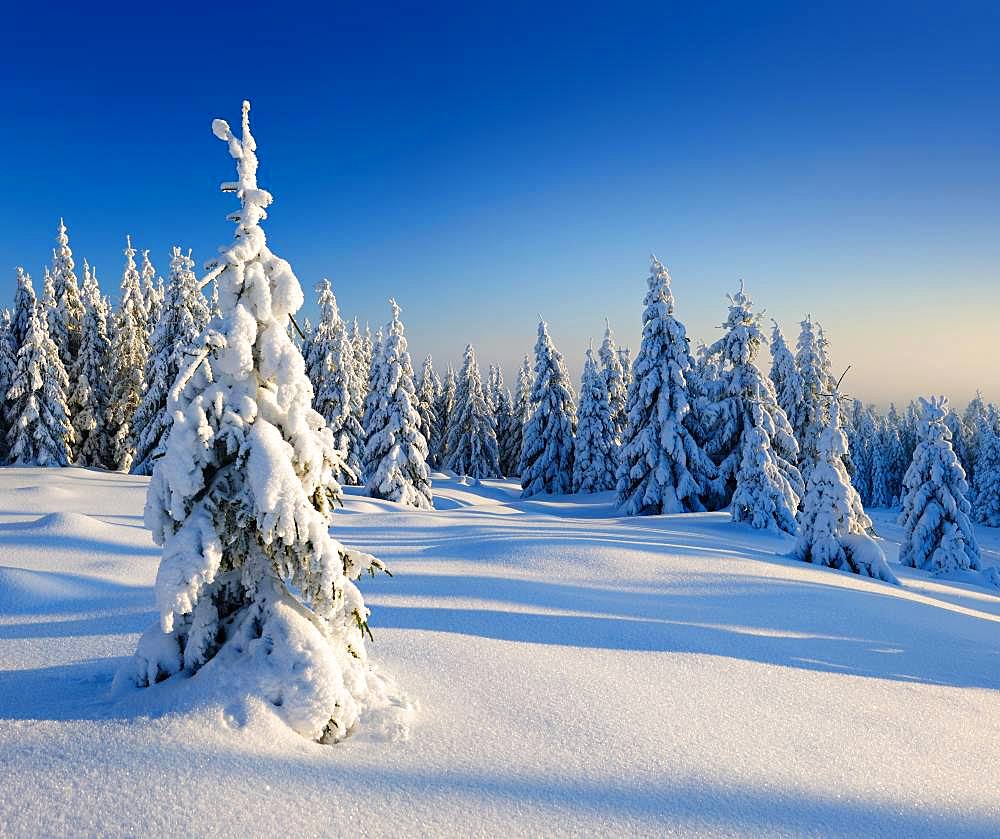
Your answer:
(1, 468), (999, 836)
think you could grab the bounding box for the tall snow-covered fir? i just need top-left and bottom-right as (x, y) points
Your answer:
(49, 219), (84, 379)
(616, 257), (714, 515)
(11, 267), (37, 350)
(702, 282), (803, 530)
(69, 261), (114, 468)
(131, 247), (210, 475)
(520, 320), (576, 497)
(0, 310), (16, 462)
(972, 414), (1000, 527)
(599, 321), (628, 445)
(792, 393), (896, 581)
(361, 300), (433, 508)
(897, 397), (981, 573)
(793, 316), (826, 481)
(305, 279), (362, 485)
(769, 320), (803, 438)
(5, 300), (72, 466)
(433, 364), (457, 468)
(509, 354), (533, 477)
(573, 346), (618, 493)
(106, 236), (150, 472)
(416, 356), (441, 467)
(116, 101), (409, 743)
(445, 344), (501, 480)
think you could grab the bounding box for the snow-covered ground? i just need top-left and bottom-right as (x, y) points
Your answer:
(0, 467), (998, 837)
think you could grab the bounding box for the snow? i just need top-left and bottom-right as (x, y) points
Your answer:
(1, 467), (999, 836)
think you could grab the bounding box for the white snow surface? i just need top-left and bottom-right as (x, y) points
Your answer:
(1, 467), (999, 837)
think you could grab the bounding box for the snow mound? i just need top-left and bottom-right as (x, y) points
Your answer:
(17, 511), (112, 535)
(0, 566), (110, 612)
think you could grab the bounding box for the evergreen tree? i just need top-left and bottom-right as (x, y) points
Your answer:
(508, 354), (532, 477)
(617, 257), (714, 515)
(573, 347), (618, 493)
(702, 282), (803, 519)
(433, 365), (457, 468)
(5, 302), (71, 466)
(972, 415), (1000, 527)
(618, 345), (633, 395)
(816, 323), (837, 391)
(361, 300), (433, 507)
(69, 261), (114, 467)
(116, 102), (409, 743)
(106, 235), (150, 472)
(496, 386), (520, 478)
(49, 218), (84, 373)
(730, 385), (803, 534)
(598, 321), (628, 444)
(446, 344), (501, 480)
(792, 394), (896, 581)
(305, 280), (362, 484)
(0, 311), (16, 462)
(140, 249), (163, 332)
(850, 404), (876, 506)
(794, 316), (826, 480)
(869, 416), (896, 509)
(416, 356), (441, 467)
(897, 397), (981, 573)
(11, 267), (37, 349)
(131, 247), (211, 475)
(520, 320), (576, 497)
(769, 320), (804, 436)
(487, 364), (518, 477)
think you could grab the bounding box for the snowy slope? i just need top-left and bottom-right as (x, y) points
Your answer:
(0, 467), (998, 837)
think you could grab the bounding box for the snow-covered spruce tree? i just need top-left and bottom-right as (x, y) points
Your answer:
(416, 355), (441, 467)
(131, 247), (211, 475)
(115, 101), (408, 742)
(520, 320), (576, 497)
(11, 267), (37, 349)
(972, 415), (1000, 527)
(943, 410), (972, 485)
(305, 280), (361, 485)
(792, 393), (896, 581)
(897, 397), (981, 573)
(49, 218), (84, 374)
(5, 302), (72, 466)
(507, 355), (532, 477)
(0, 311), (16, 462)
(618, 345), (633, 395)
(869, 416), (897, 509)
(849, 403), (876, 506)
(433, 364), (457, 467)
(729, 385), (802, 534)
(816, 323), (837, 392)
(702, 282), (803, 518)
(599, 321), (628, 444)
(106, 235), (150, 472)
(617, 257), (714, 514)
(496, 387), (520, 478)
(793, 316), (827, 480)
(487, 364), (518, 477)
(361, 300), (433, 507)
(769, 320), (804, 437)
(141, 249), (163, 333)
(573, 347), (618, 493)
(70, 261), (114, 467)
(446, 344), (501, 480)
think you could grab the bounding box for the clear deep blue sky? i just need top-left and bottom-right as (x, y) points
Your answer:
(2, 2), (997, 405)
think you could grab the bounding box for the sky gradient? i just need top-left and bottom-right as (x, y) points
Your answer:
(1, 2), (997, 407)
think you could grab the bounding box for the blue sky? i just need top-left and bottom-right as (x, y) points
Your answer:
(1, 2), (997, 405)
